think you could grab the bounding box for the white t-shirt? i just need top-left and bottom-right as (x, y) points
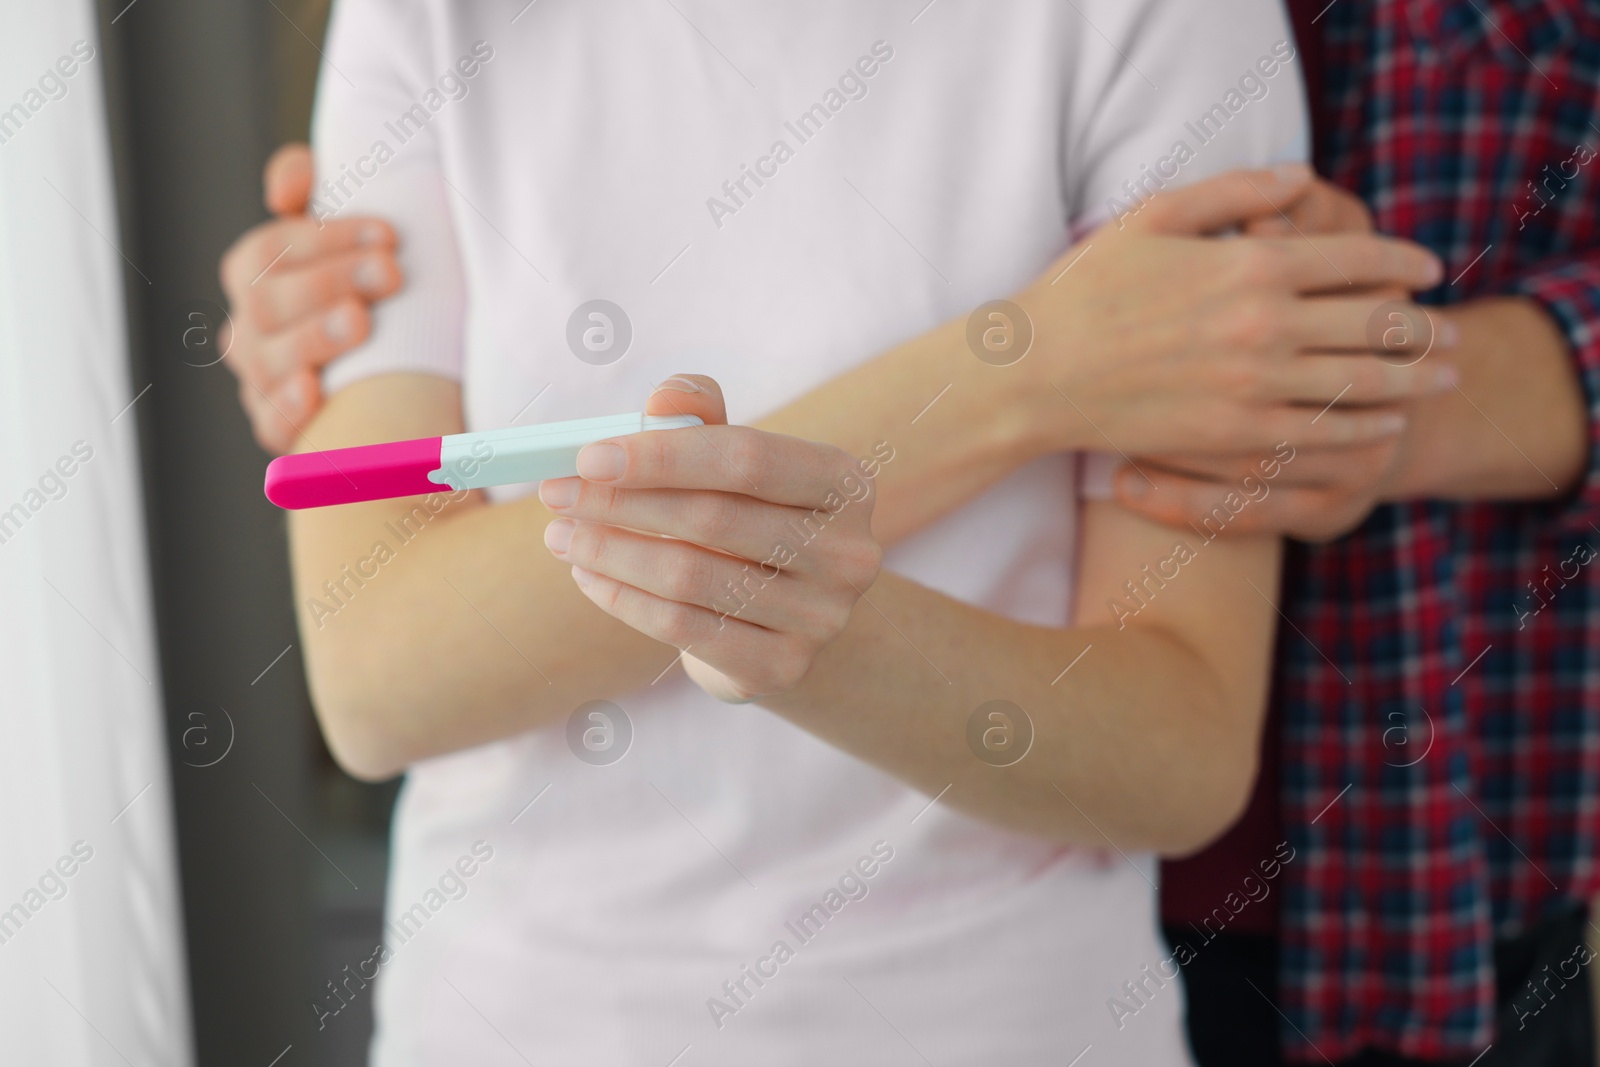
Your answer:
(312, 3), (1305, 1064)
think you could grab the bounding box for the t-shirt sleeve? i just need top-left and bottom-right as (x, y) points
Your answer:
(1066, 0), (1310, 500)
(1063, 0), (1310, 233)
(311, 0), (467, 396)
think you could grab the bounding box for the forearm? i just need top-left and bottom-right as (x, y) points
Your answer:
(294, 489), (671, 778)
(757, 315), (1051, 544)
(1388, 296), (1586, 500)
(761, 570), (1269, 853)
(294, 330), (1051, 776)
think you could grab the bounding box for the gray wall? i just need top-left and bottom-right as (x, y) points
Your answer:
(97, 1), (353, 1063)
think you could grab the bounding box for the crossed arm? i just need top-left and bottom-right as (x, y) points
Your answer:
(286, 169), (1449, 851)
(292, 370), (1278, 854)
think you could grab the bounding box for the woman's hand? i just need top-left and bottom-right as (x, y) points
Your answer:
(538, 376), (883, 703)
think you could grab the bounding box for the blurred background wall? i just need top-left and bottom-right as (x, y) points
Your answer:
(99, 1), (395, 1063)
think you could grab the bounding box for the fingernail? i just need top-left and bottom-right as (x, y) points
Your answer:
(324, 305), (356, 344)
(1379, 413), (1408, 434)
(1118, 469), (1149, 498)
(1434, 364), (1460, 389)
(1423, 255), (1445, 286)
(538, 478), (580, 509)
(358, 222), (388, 246)
(354, 258), (387, 293)
(571, 565), (594, 589)
(1273, 162), (1312, 186)
(544, 518), (575, 556)
(577, 442), (627, 481)
(1437, 317), (1460, 347)
(655, 376), (704, 395)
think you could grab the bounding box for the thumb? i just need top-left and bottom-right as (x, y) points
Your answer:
(263, 143), (314, 218)
(1127, 163), (1313, 236)
(646, 373), (728, 426)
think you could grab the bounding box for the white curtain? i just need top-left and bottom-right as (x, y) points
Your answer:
(0, 4), (192, 1065)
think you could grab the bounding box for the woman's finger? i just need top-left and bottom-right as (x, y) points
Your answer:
(576, 424), (867, 509)
(548, 518), (839, 635)
(570, 565), (818, 699)
(537, 480), (844, 575)
(645, 374), (729, 426)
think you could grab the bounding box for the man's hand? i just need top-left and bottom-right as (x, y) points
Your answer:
(1125, 174), (1415, 541)
(1054, 169), (1458, 541)
(537, 376), (883, 704)
(1242, 172), (1374, 238)
(218, 143), (402, 453)
(1113, 439), (1411, 542)
(1011, 167), (1455, 462)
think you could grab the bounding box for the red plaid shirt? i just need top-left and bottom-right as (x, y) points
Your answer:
(1265, 0), (1600, 1060)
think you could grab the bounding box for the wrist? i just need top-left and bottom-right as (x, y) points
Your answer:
(932, 314), (1059, 467)
(1380, 297), (1585, 501)
(1003, 282), (1109, 456)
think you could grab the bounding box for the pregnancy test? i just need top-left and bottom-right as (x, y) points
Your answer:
(264, 412), (703, 509)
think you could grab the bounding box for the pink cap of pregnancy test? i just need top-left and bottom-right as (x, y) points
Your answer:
(264, 436), (444, 509)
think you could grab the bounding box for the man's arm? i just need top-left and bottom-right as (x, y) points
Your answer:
(1389, 295), (1586, 501)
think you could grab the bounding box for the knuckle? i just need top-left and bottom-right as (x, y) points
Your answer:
(838, 537), (883, 587)
(1224, 298), (1283, 351)
(1230, 242), (1289, 287)
(759, 639), (815, 694)
(723, 428), (772, 488)
(568, 521), (608, 568)
(667, 548), (717, 604)
(582, 483), (622, 517)
(328, 298), (372, 354)
(1350, 240), (1390, 279)
(636, 428), (673, 482)
(1346, 359), (1388, 399)
(791, 573), (860, 638)
(1195, 404), (1250, 450)
(292, 316), (338, 366)
(653, 600), (702, 648)
(686, 492), (741, 542)
(585, 571), (622, 613)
